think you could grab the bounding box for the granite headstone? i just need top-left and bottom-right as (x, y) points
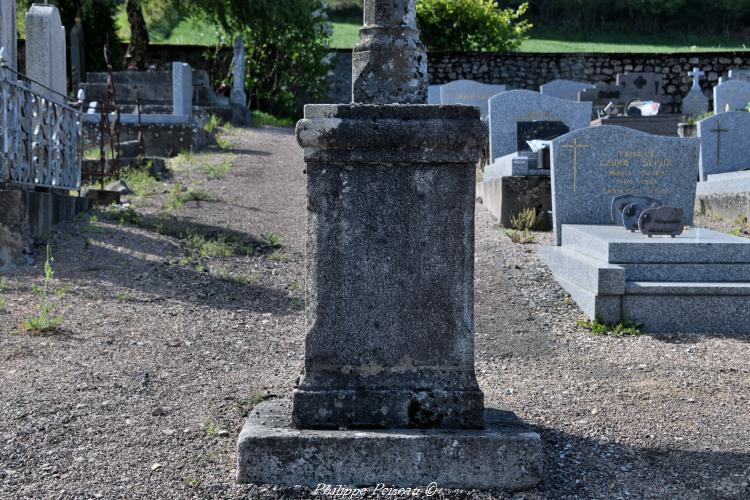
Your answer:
(550, 125), (699, 245)
(539, 79), (594, 101)
(427, 84), (441, 104)
(69, 18), (85, 89)
(440, 80), (506, 120)
(719, 68), (750, 84)
(172, 62), (192, 116)
(697, 111), (750, 181)
(616, 72), (665, 103)
(25, 3), (67, 101)
(579, 81), (635, 108)
(1, 0), (17, 80)
(489, 89), (592, 161)
(713, 79), (750, 113)
(682, 67), (708, 116)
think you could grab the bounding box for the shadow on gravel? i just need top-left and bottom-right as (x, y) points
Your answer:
(223, 148), (274, 157)
(647, 332), (750, 344)
(535, 425), (750, 498)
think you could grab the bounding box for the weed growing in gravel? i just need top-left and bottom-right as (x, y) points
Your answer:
(176, 150), (195, 164)
(235, 393), (269, 416)
(203, 114), (222, 134)
(122, 162), (160, 197)
(103, 206), (145, 227)
(203, 159), (233, 180)
(204, 419), (220, 437)
(731, 214), (749, 237)
(577, 317), (643, 337)
(165, 183), (212, 210)
(510, 208), (543, 231)
(504, 228), (535, 244)
(22, 246), (64, 333)
(268, 251), (289, 263)
(116, 292), (129, 302)
(185, 477), (202, 489)
(215, 136), (232, 150)
(184, 232), (235, 258)
(263, 233), (283, 248)
(84, 215), (102, 233)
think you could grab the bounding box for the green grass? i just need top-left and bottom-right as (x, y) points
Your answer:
(251, 111), (296, 128)
(116, 6), (221, 45)
(203, 159), (233, 180)
(165, 183), (212, 210)
(326, 20), (750, 53)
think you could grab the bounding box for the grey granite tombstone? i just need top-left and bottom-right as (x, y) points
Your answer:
(550, 126), (699, 245)
(69, 17), (85, 90)
(539, 79), (594, 101)
(579, 81), (635, 108)
(25, 3), (67, 101)
(489, 89), (592, 161)
(697, 111), (750, 181)
(682, 67), (708, 117)
(713, 79), (750, 113)
(229, 37), (251, 125)
(427, 84), (441, 104)
(1, 0), (17, 80)
(171, 62), (192, 117)
(236, 0), (542, 490)
(616, 72), (665, 103)
(440, 80), (506, 120)
(719, 68), (750, 84)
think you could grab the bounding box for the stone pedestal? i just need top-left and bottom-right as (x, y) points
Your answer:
(293, 104), (487, 430)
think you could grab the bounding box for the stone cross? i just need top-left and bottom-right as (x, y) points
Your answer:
(351, 0), (427, 104)
(1, 0), (17, 80)
(689, 67), (704, 90)
(25, 3), (67, 101)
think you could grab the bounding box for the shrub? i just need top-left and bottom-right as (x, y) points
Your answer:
(416, 0), (532, 52)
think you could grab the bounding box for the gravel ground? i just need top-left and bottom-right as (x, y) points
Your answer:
(1, 126), (748, 499)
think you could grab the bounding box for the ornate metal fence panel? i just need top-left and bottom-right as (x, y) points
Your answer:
(1, 75), (82, 190)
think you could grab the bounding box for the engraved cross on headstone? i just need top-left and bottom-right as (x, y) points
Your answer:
(562, 138), (590, 193)
(689, 67), (705, 91)
(709, 119), (729, 164)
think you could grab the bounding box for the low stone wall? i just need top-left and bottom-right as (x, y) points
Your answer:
(327, 49), (750, 113)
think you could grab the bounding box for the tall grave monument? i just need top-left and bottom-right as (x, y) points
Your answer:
(237, 0), (542, 490)
(1, 0), (17, 80)
(25, 3), (67, 101)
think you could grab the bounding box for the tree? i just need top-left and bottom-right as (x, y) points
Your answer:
(125, 0), (150, 70)
(416, 0), (532, 52)
(188, 0), (332, 117)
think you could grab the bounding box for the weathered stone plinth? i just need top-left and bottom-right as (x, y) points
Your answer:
(237, 400), (543, 491)
(292, 104), (487, 429)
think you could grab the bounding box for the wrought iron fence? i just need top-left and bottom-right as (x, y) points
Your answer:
(0, 66), (83, 191)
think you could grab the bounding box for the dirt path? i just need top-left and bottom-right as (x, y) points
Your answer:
(0, 126), (748, 499)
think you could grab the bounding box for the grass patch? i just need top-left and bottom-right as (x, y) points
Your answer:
(252, 111), (296, 128)
(165, 183), (212, 210)
(204, 419), (220, 438)
(21, 246), (64, 334)
(0, 278), (7, 312)
(730, 214), (750, 237)
(203, 114), (222, 134)
(122, 162), (161, 197)
(183, 231), (254, 259)
(577, 317), (643, 337)
(504, 228), (535, 244)
(263, 233), (283, 249)
(83, 147), (100, 160)
(185, 477), (202, 489)
(268, 251), (289, 263)
(203, 159), (234, 180)
(102, 206), (145, 227)
(235, 393), (270, 416)
(215, 136), (232, 151)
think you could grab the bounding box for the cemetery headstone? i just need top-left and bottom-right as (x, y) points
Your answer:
(579, 81), (636, 109)
(616, 72), (665, 103)
(540, 79), (594, 101)
(1, 0), (17, 80)
(70, 17), (85, 89)
(489, 89), (592, 161)
(682, 67), (708, 116)
(427, 84), (441, 104)
(719, 68), (750, 84)
(550, 125), (699, 244)
(440, 80), (506, 120)
(230, 36), (251, 125)
(713, 79), (750, 113)
(25, 3), (67, 101)
(697, 111), (750, 180)
(171, 62), (192, 117)
(237, 0), (542, 489)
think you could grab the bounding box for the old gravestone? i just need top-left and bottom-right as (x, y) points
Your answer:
(1, 0), (17, 80)
(229, 36), (251, 125)
(719, 68), (750, 84)
(427, 84), (441, 104)
(171, 62), (192, 117)
(713, 79), (750, 113)
(236, 0), (542, 490)
(697, 111), (750, 181)
(579, 80), (636, 109)
(440, 80), (506, 120)
(69, 16), (85, 90)
(489, 89), (592, 161)
(616, 72), (665, 103)
(550, 126), (699, 245)
(682, 67), (709, 117)
(540, 79), (594, 101)
(25, 3), (67, 101)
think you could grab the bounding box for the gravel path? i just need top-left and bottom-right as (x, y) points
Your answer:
(1, 127), (748, 499)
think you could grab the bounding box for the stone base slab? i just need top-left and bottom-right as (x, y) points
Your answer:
(236, 400), (542, 491)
